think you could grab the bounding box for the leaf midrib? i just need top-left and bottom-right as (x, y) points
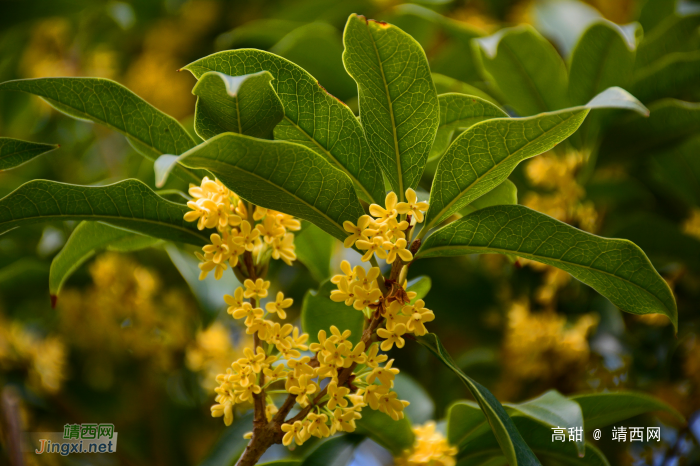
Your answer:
(418, 243), (670, 313)
(366, 22), (404, 201)
(186, 156), (346, 238)
(0, 145), (56, 161)
(426, 111), (583, 230)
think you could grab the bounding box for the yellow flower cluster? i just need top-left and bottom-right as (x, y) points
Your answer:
(183, 177), (300, 280)
(524, 151), (598, 233)
(502, 300), (598, 384)
(59, 253), (195, 376)
(0, 315), (67, 394)
(343, 189), (428, 263)
(211, 277), (411, 447)
(396, 421), (458, 466)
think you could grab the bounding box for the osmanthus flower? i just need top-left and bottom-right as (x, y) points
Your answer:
(344, 341), (367, 367)
(366, 343), (388, 368)
(265, 291), (293, 319)
(377, 323), (407, 351)
(378, 390), (410, 421)
(383, 238), (413, 264)
(331, 408), (361, 434)
(369, 192), (400, 224)
(281, 421), (304, 446)
(330, 277), (358, 306)
(343, 214), (375, 247)
(396, 188), (430, 223)
(244, 278), (270, 299)
(183, 177), (300, 281)
(396, 421), (458, 466)
(367, 359), (400, 387)
(403, 300), (435, 336)
(356, 236), (388, 262)
(306, 412), (331, 438)
(328, 326), (353, 349)
(331, 260), (354, 284)
(224, 287), (245, 314)
(231, 302), (263, 326)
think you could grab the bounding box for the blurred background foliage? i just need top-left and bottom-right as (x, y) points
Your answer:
(0, 0), (699, 465)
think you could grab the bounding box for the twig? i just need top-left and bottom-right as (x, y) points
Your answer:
(1, 387), (24, 466)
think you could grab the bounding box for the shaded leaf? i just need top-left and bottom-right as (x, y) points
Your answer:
(415, 333), (541, 466)
(343, 13), (439, 199)
(355, 408), (414, 455)
(193, 71), (284, 141)
(183, 49), (384, 204)
(198, 412), (253, 466)
(177, 133), (365, 242)
(475, 25), (568, 116)
(431, 73), (498, 104)
(300, 435), (362, 466)
(295, 222), (337, 282)
(430, 94), (507, 162)
(416, 205), (678, 329)
(571, 392), (684, 430)
(599, 99), (700, 159)
(0, 179), (208, 246)
(49, 221), (153, 297)
(635, 13), (700, 69)
(462, 179), (517, 216)
(406, 275), (431, 302)
(0, 77), (201, 184)
(0, 137), (59, 171)
(393, 372), (435, 424)
(631, 51), (700, 104)
(301, 279), (364, 346)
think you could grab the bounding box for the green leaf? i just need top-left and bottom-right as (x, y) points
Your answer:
(393, 372), (435, 424)
(568, 21), (638, 106)
(355, 408), (414, 455)
(0, 77), (201, 184)
(183, 49), (384, 205)
(571, 392), (685, 430)
(49, 221), (154, 297)
(599, 99), (700, 159)
(462, 179), (518, 216)
(176, 133), (365, 242)
(430, 94), (507, 162)
(270, 22), (357, 101)
(422, 88), (647, 234)
(415, 333), (541, 466)
(458, 417), (609, 466)
(300, 435), (362, 466)
(198, 412), (253, 466)
(0, 179), (208, 246)
(635, 13), (700, 69)
(423, 107), (587, 233)
(295, 222), (337, 282)
(406, 275), (431, 302)
(301, 279), (364, 346)
(631, 51), (700, 104)
(0, 137), (59, 171)
(193, 71), (284, 140)
(343, 13), (439, 200)
(647, 136), (700, 206)
(448, 391), (585, 457)
(431, 73), (498, 104)
(475, 25), (569, 116)
(416, 205), (678, 329)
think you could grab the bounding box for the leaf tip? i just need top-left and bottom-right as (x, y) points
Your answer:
(50, 294), (58, 309)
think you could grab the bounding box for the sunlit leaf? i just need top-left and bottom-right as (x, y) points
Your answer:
(0, 137), (59, 171)
(177, 133), (365, 242)
(343, 13), (439, 200)
(183, 49), (384, 204)
(416, 205), (678, 329)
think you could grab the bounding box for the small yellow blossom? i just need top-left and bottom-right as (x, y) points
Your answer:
(396, 188), (430, 223)
(367, 359), (400, 387)
(281, 420), (304, 446)
(396, 421), (458, 466)
(271, 233), (296, 266)
(343, 215), (375, 247)
(366, 344), (388, 368)
(370, 192), (400, 224)
(356, 236), (388, 262)
(378, 324), (407, 351)
(265, 291), (293, 319)
(383, 238), (413, 264)
(244, 278), (270, 299)
(327, 381), (351, 410)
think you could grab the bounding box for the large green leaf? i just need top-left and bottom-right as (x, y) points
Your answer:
(354, 408), (414, 455)
(183, 49), (384, 204)
(270, 22), (356, 101)
(415, 333), (541, 466)
(599, 99), (700, 159)
(416, 205), (678, 329)
(448, 391), (585, 457)
(631, 51), (700, 104)
(301, 279), (364, 347)
(568, 21), (638, 106)
(193, 71), (284, 140)
(176, 133), (365, 242)
(0, 77), (200, 184)
(393, 372), (435, 424)
(422, 88), (647, 234)
(343, 13), (439, 200)
(295, 222), (337, 282)
(571, 392), (684, 430)
(0, 137), (59, 171)
(300, 435), (362, 466)
(475, 25), (569, 116)
(49, 221), (155, 298)
(0, 179), (208, 246)
(458, 417), (609, 466)
(431, 73), (498, 104)
(461, 179), (517, 216)
(429, 94), (507, 162)
(647, 136), (700, 206)
(635, 13), (700, 69)
(198, 412), (253, 466)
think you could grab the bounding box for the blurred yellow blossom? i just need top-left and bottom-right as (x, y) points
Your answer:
(396, 421), (458, 466)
